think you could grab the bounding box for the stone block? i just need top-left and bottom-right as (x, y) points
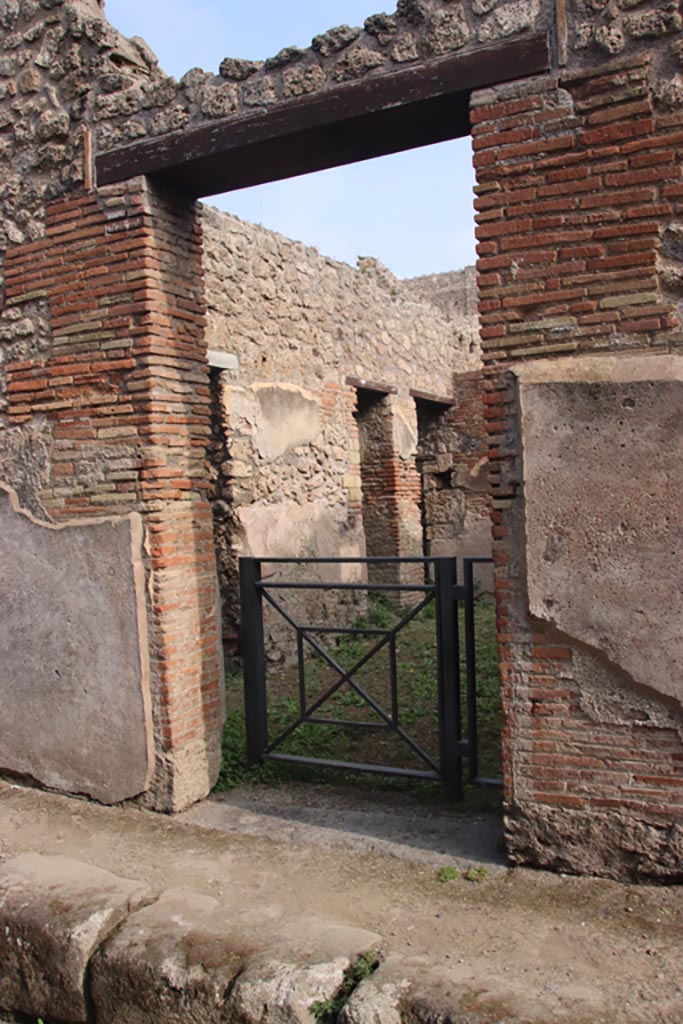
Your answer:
(521, 376), (683, 706)
(311, 25), (361, 56)
(0, 484), (153, 803)
(0, 854), (153, 1023)
(333, 48), (386, 81)
(91, 890), (380, 1024)
(90, 889), (248, 1024)
(226, 921), (381, 1024)
(227, 956), (349, 1023)
(218, 57), (262, 81)
(339, 958), (408, 1023)
(425, 7), (470, 55)
(207, 348), (239, 370)
(283, 64), (327, 98)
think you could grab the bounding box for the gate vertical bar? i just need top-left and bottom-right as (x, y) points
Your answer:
(434, 556), (463, 801)
(239, 557), (268, 765)
(464, 559), (479, 783)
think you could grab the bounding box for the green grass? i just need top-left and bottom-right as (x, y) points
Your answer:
(310, 951), (381, 1023)
(216, 593), (502, 805)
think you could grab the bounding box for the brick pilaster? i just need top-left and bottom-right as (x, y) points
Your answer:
(3, 179), (223, 811)
(472, 62), (683, 878)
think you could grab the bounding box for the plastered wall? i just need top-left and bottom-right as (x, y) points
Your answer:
(0, 483), (153, 803)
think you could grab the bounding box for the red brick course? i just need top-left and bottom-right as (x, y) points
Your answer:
(473, 59), (683, 876)
(2, 180), (223, 810)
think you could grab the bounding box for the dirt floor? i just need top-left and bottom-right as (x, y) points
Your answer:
(1, 778), (682, 1022)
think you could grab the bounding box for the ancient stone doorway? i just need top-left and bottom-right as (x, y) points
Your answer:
(91, 24), (547, 812)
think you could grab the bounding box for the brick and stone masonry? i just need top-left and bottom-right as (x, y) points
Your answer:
(472, 54), (683, 878)
(416, 369), (492, 591)
(0, 0), (681, 877)
(3, 177), (224, 809)
(200, 206), (482, 656)
(0, 0), (486, 811)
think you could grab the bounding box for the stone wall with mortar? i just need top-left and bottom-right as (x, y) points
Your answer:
(89, 0), (553, 157)
(0, 0), (490, 808)
(202, 207), (480, 387)
(0, 0), (682, 872)
(201, 205), (482, 655)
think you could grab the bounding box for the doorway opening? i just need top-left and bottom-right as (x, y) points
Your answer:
(199, 140), (501, 803)
(95, 31), (551, 808)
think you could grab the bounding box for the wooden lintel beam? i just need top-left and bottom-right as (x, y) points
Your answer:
(96, 33), (550, 197)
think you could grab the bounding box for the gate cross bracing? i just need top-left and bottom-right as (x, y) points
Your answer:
(239, 556), (497, 801)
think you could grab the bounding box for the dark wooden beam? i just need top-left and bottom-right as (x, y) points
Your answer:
(96, 33), (550, 197)
(410, 388), (454, 407)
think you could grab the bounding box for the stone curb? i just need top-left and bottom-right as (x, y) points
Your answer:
(0, 853), (154, 1022)
(0, 854), (383, 1024)
(0, 853), (537, 1023)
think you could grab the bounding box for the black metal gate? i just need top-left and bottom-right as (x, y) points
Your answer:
(239, 555), (495, 800)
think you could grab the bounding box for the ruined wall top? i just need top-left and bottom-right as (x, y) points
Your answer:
(83, 1), (681, 157)
(1, 0), (683, 268)
(88, 0), (683, 154)
(405, 266), (478, 320)
(2, 0), (683, 240)
(90, 0), (551, 156)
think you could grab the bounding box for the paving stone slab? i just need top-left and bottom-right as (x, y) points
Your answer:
(0, 853), (154, 1023)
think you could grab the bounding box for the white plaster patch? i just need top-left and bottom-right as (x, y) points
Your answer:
(237, 499), (363, 577)
(251, 383), (322, 462)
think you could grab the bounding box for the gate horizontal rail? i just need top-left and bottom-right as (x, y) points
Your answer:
(239, 555), (497, 799)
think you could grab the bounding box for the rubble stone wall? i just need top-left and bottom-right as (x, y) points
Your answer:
(90, 0), (553, 157)
(202, 206), (480, 387)
(201, 206), (482, 653)
(406, 265), (479, 322)
(1, 174), (224, 811)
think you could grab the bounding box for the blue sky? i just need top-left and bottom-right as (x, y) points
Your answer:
(103, 1), (476, 279)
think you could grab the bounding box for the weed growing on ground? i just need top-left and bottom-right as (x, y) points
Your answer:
(310, 951), (381, 1023)
(437, 864), (490, 884)
(464, 866), (489, 882)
